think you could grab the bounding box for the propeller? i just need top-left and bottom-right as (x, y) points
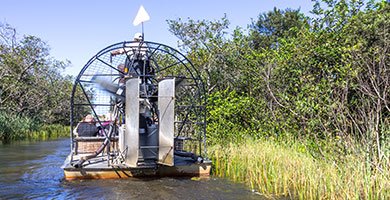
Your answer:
(92, 75), (125, 101)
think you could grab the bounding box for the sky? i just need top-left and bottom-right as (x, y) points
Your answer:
(0, 0), (314, 76)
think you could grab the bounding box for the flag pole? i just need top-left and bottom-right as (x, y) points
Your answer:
(133, 5), (149, 42)
(142, 22), (144, 41)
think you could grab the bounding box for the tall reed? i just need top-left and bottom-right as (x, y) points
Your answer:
(28, 124), (70, 140)
(0, 111), (69, 143)
(209, 139), (389, 199)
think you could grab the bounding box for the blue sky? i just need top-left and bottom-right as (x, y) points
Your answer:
(0, 0), (314, 76)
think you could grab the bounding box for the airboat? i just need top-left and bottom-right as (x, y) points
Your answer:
(61, 31), (211, 180)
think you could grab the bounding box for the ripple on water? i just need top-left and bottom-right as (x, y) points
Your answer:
(1, 139), (265, 200)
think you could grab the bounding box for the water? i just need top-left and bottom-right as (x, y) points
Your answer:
(0, 138), (263, 199)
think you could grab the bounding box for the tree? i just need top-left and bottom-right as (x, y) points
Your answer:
(168, 16), (238, 93)
(249, 7), (308, 50)
(167, 1), (389, 167)
(0, 22), (74, 124)
(343, 1), (389, 166)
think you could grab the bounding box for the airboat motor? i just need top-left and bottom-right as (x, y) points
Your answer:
(62, 39), (211, 179)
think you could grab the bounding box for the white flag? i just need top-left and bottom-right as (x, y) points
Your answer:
(133, 5), (150, 26)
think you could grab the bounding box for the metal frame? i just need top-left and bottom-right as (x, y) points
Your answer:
(69, 41), (208, 165)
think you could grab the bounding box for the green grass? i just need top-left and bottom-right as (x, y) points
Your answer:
(209, 139), (389, 200)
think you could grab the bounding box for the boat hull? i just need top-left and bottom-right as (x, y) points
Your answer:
(62, 155), (211, 180)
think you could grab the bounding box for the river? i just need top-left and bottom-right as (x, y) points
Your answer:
(0, 138), (263, 199)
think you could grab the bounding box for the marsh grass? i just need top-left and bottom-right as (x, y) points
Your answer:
(28, 124), (70, 141)
(209, 139), (389, 199)
(0, 111), (69, 143)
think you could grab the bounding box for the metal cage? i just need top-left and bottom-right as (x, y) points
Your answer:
(69, 41), (207, 166)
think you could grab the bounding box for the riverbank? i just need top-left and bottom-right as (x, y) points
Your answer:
(0, 120), (69, 144)
(0, 109), (70, 143)
(209, 139), (389, 200)
(28, 124), (70, 140)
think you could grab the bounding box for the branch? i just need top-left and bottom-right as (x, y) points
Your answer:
(264, 63), (307, 120)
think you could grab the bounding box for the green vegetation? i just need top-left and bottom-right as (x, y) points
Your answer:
(210, 139), (389, 199)
(0, 0), (388, 198)
(29, 124), (70, 141)
(0, 111), (69, 143)
(0, 21), (76, 143)
(168, 0), (389, 199)
(0, 23), (74, 124)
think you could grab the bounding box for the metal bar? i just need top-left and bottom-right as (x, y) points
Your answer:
(156, 58), (186, 73)
(158, 78), (175, 166)
(147, 44), (161, 58)
(176, 105), (205, 108)
(139, 146), (159, 149)
(174, 121), (205, 124)
(124, 78), (140, 167)
(81, 73), (122, 77)
(74, 103), (113, 106)
(137, 74), (157, 78)
(96, 57), (122, 73)
(177, 105), (191, 136)
(78, 80), (96, 84)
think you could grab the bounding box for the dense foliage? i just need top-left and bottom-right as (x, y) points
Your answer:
(0, 0), (387, 198)
(0, 111), (69, 143)
(168, 0), (389, 168)
(0, 23), (74, 142)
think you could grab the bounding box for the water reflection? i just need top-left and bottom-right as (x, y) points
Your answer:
(0, 139), (263, 199)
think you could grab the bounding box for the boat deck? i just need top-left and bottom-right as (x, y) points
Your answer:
(62, 153), (211, 180)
